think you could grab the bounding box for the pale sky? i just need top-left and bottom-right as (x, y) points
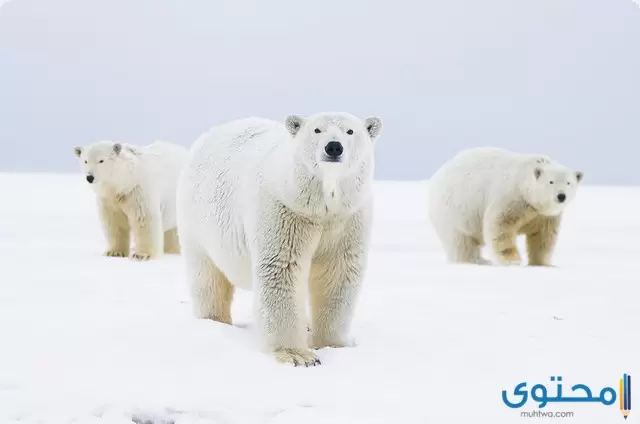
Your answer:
(1, 0), (639, 184)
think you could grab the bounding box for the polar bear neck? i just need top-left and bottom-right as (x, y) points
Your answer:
(322, 176), (343, 214)
(279, 161), (372, 219)
(95, 153), (144, 197)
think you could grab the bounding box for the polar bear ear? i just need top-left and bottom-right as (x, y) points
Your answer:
(534, 167), (542, 179)
(285, 115), (305, 136)
(73, 147), (82, 158)
(125, 145), (140, 155)
(365, 117), (383, 140)
(113, 143), (122, 155)
(576, 171), (584, 183)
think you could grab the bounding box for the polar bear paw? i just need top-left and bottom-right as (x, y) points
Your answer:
(495, 248), (522, 266)
(309, 334), (356, 350)
(104, 250), (128, 258)
(529, 261), (556, 268)
(311, 340), (356, 350)
(474, 257), (492, 266)
(274, 348), (321, 367)
(130, 252), (152, 261)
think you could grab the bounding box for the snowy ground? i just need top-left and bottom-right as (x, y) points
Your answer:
(0, 173), (638, 424)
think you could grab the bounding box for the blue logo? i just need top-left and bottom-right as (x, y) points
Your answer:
(502, 374), (631, 420)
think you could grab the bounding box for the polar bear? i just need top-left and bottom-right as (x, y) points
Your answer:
(176, 112), (383, 366)
(428, 147), (583, 266)
(74, 140), (189, 260)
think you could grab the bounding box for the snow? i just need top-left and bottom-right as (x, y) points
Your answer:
(0, 173), (638, 424)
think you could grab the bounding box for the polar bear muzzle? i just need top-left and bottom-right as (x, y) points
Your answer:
(323, 141), (344, 162)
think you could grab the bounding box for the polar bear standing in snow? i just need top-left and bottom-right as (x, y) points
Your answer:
(176, 112), (383, 366)
(428, 147), (583, 266)
(74, 140), (188, 260)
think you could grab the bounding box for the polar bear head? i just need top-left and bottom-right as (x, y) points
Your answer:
(74, 141), (137, 191)
(524, 161), (584, 216)
(284, 112), (382, 180)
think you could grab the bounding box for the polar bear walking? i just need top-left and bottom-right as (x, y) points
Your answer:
(176, 112), (383, 366)
(428, 147), (583, 266)
(74, 140), (188, 260)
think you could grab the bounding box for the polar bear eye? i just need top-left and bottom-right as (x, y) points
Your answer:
(314, 128), (321, 134)
(347, 129), (354, 135)
(99, 160), (104, 164)
(549, 181), (554, 185)
(84, 160), (87, 164)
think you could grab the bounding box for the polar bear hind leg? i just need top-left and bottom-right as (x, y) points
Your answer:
(441, 229), (489, 265)
(164, 228), (181, 254)
(183, 242), (234, 324)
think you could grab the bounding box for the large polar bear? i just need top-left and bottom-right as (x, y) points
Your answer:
(428, 147), (583, 266)
(74, 140), (189, 260)
(176, 112), (383, 366)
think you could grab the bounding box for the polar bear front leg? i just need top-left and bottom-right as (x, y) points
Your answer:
(526, 215), (561, 266)
(118, 187), (163, 261)
(97, 199), (130, 257)
(308, 214), (369, 349)
(253, 209), (322, 367)
(164, 228), (181, 254)
(183, 241), (234, 324)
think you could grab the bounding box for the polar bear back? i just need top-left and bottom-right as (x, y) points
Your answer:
(177, 118), (289, 288)
(180, 117), (287, 217)
(139, 141), (189, 230)
(427, 147), (542, 235)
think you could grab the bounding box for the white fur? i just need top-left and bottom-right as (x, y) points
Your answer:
(428, 147), (583, 266)
(74, 140), (189, 260)
(176, 112), (383, 366)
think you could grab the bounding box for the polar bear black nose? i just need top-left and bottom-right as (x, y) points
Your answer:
(325, 141), (343, 158)
(86, 175), (95, 184)
(557, 193), (566, 203)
